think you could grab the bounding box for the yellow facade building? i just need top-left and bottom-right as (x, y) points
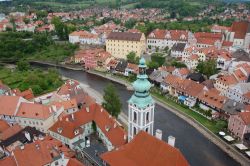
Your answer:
(106, 32), (146, 59)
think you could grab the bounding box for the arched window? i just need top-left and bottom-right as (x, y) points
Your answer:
(133, 112), (137, 122)
(146, 112), (150, 122)
(133, 127), (137, 135)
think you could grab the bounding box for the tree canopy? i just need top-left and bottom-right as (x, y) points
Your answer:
(196, 59), (218, 78)
(126, 52), (139, 64)
(102, 83), (122, 118)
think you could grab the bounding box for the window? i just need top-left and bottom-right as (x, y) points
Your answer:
(133, 112), (137, 122)
(133, 127), (137, 135)
(146, 112), (150, 122)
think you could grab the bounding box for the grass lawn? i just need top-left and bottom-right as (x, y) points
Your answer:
(0, 67), (63, 96)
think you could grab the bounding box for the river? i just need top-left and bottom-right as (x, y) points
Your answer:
(34, 63), (240, 166)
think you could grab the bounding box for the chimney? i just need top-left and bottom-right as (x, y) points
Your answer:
(20, 145), (24, 150)
(71, 113), (74, 120)
(168, 136), (175, 147)
(100, 108), (103, 112)
(114, 122), (117, 128)
(155, 129), (162, 140)
(66, 118), (69, 122)
(124, 134), (127, 140)
(35, 144), (40, 150)
(86, 107), (89, 112)
(38, 135), (44, 141)
(24, 131), (31, 141)
(233, 102), (236, 107)
(52, 105), (57, 112)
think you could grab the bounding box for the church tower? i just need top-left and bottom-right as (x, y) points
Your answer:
(128, 58), (155, 141)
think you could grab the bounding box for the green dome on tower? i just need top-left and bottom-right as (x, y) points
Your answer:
(128, 57), (154, 108)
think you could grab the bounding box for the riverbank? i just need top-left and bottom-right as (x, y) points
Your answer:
(85, 70), (250, 165)
(25, 61), (248, 165)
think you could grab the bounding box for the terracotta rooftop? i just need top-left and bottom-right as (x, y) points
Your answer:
(0, 96), (21, 116)
(231, 21), (249, 39)
(49, 103), (127, 148)
(239, 111), (250, 125)
(10, 136), (76, 166)
(107, 32), (142, 41)
(0, 119), (10, 133)
(217, 75), (238, 86)
(148, 29), (188, 41)
(0, 124), (22, 141)
(101, 131), (189, 166)
(16, 103), (53, 120)
(0, 156), (16, 166)
(198, 88), (227, 109)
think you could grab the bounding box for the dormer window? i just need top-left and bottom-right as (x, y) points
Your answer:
(74, 129), (79, 135)
(57, 128), (63, 133)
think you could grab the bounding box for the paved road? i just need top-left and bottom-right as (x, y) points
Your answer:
(35, 64), (241, 166)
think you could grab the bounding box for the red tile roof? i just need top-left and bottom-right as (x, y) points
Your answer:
(231, 21), (249, 39)
(0, 124), (22, 141)
(12, 136), (75, 166)
(165, 74), (204, 97)
(13, 88), (34, 100)
(0, 156), (16, 166)
(194, 32), (222, 45)
(67, 158), (84, 166)
(239, 111), (250, 125)
(49, 103), (127, 148)
(148, 29), (188, 41)
(17, 103), (53, 120)
(198, 88), (227, 109)
(0, 96), (21, 116)
(0, 119), (10, 133)
(217, 75), (238, 86)
(101, 131), (189, 166)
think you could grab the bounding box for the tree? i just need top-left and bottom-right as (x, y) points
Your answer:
(171, 60), (187, 68)
(52, 17), (69, 40)
(36, 10), (48, 19)
(17, 60), (30, 71)
(196, 59), (217, 78)
(102, 83), (122, 118)
(126, 52), (136, 63)
(151, 53), (165, 67)
(23, 18), (30, 24)
(125, 19), (136, 29)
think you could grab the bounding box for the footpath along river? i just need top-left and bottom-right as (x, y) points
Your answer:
(33, 63), (241, 166)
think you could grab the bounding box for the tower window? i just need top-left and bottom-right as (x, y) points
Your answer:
(133, 127), (137, 135)
(133, 112), (137, 122)
(146, 112), (150, 122)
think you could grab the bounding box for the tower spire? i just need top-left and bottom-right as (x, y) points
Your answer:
(128, 57), (155, 141)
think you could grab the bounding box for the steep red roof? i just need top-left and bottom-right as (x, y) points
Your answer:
(101, 131), (189, 166)
(0, 96), (21, 116)
(49, 103), (127, 148)
(194, 32), (222, 45)
(239, 111), (250, 125)
(17, 103), (53, 120)
(0, 124), (22, 141)
(198, 88), (227, 109)
(0, 156), (16, 166)
(148, 29), (188, 41)
(231, 21), (249, 39)
(0, 119), (10, 133)
(12, 136), (75, 166)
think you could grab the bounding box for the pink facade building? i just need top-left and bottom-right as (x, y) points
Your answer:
(228, 111), (250, 140)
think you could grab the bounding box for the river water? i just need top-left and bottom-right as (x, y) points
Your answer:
(34, 63), (241, 166)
